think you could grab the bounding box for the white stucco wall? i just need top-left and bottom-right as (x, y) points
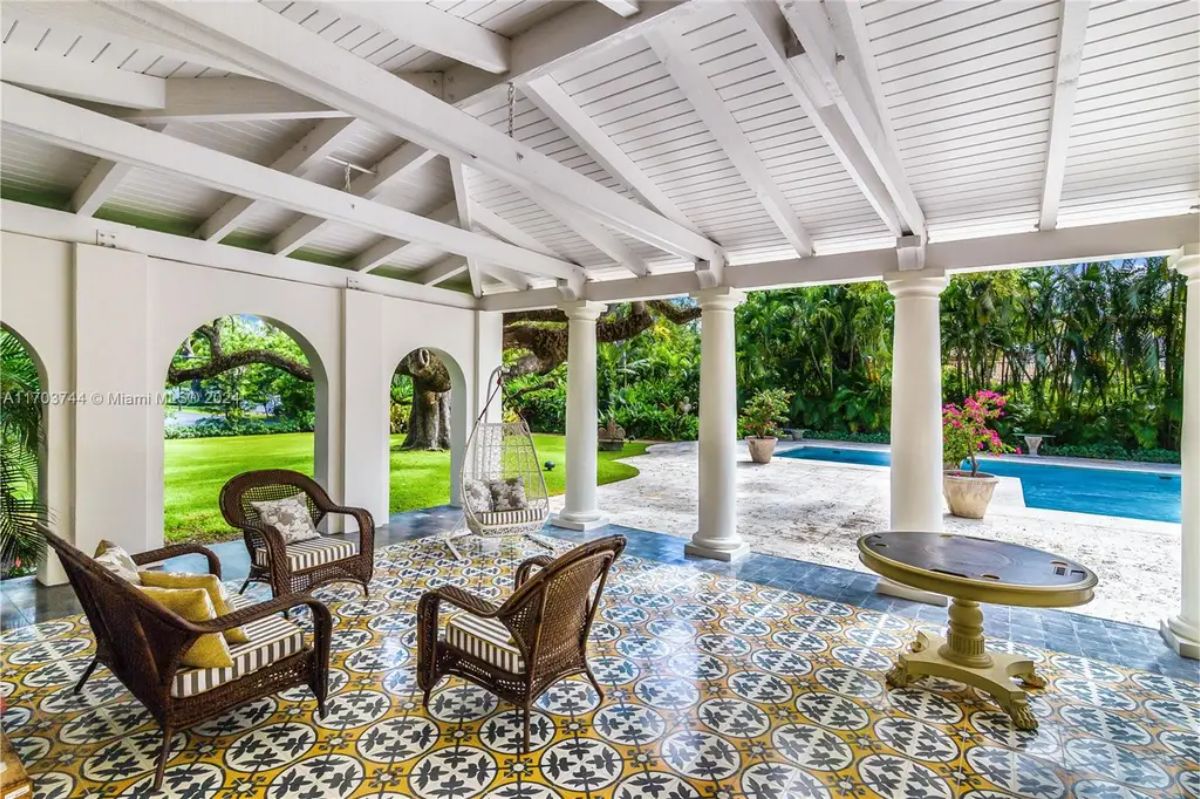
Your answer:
(0, 231), (501, 584)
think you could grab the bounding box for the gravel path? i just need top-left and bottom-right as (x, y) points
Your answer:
(549, 440), (1182, 628)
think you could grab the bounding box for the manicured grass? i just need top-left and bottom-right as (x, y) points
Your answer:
(164, 432), (648, 543)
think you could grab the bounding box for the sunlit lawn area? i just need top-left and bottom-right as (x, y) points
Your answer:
(163, 432), (648, 543)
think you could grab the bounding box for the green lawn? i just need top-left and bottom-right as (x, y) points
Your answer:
(163, 432), (648, 543)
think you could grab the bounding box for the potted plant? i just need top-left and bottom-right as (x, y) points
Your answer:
(740, 388), (793, 464)
(942, 390), (1016, 519)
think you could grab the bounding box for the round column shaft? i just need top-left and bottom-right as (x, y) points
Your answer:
(686, 287), (749, 561)
(550, 300), (608, 531)
(1163, 247), (1200, 659)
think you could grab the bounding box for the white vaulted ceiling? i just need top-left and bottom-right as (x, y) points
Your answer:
(0, 0), (1196, 305)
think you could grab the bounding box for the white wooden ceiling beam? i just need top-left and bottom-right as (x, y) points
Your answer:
(527, 189), (650, 277)
(200, 118), (363, 242)
(4, 0), (254, 77)
(1, 201), (477, 309)
(519, 74), (698, 232)
(1, 47), (166, 109)
(330, 1), (509, 74)
(114, 73), (442, 124)
(103, 1), (722, 265)
(1, 84), (583, 282)
(482, 213), (1200, 311)
(414, 256), (469, 286)
(644, 24), (814, 257)
(71, 123), (168, 217)
(272, 141), (439, 256)
(472, 204), (568, 259)
(1039, 0), (1092, 231)
(734, 3), (904, 236)
(783, 0), (926, 238)
(449, 159), (483, 297)
(352, 202), (458, 273)
(595, 0), (642, 18)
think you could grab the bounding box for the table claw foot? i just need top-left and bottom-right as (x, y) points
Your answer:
(1019, 671), (1046, 689)
(885, 662), (912, 689)
(1006, 700), (1038, 731)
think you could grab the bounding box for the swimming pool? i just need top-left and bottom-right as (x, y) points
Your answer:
(779, 445), (1181, 523)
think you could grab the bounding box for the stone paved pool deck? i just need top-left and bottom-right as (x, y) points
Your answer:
(549, 440), (1183, 630)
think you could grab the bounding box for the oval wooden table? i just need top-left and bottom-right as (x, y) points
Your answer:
(858, 531), (1097, 730)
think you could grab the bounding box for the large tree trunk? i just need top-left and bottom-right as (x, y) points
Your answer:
(398, 349), (452, 451)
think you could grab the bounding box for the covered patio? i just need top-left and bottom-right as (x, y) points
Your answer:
(1, 0), (1197, 796)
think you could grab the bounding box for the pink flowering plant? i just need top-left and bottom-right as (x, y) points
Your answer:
(942, 390), (1017, 476)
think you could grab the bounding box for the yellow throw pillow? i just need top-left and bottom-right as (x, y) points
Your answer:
(138, 571), (249, 644)
(139, 586), (234, 669)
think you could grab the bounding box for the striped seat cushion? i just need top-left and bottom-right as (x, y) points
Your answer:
(171, 595), (305, 698)
(474, 508), (546, 528)
(444, 612), (525, 673)
(253, 537), (357, 571)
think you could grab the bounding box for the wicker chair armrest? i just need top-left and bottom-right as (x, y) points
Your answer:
(418, 585), (501, 620)
(325, 505), (375, 555)
(196, 593), (331, 634)
(133, 543), (222, 578)
(514, 555), (555, 588)
(242, 522), (288, 557)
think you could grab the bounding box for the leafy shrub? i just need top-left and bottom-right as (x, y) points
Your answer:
(1042, 444), (1180, 464)
(739, 389), (794, 438)
(389, 402), (410, 434)
(165, 416), (314, 439)
(804, 430), (891, 444)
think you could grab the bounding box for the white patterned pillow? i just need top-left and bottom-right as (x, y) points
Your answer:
(488, 477), (529, 512)
(250, 493), (321, 544)
(93, 540), (141, 584)
(464, 479), (494, 512)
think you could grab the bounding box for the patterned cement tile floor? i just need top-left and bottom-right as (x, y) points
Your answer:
(1, 533), (1198, 799)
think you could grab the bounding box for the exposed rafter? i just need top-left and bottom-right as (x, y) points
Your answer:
(330, 1), (510, 74)
(782, 0), (926, 238)
(413, 256), (468, 286)
(72, 123), (168, 217)
(1, 46), (166, 109)
(352, 203), (458, 274)
(114, 74), (442, 124)
(101, 1), (722, 266)
(526, 188), (650, 277)
(1, 84), (584, 282)
(272, 142), (439, 256)
(595, 0), (641, 18)
(200, 118), (363, 242)
(1039, 0), (1092, 231)
(449, 159), (484, 297)
(644, 23), (814, 258)
(519, 74), (698, 232)
(734, 3), (904, 237)
(472, 204), (568, 260)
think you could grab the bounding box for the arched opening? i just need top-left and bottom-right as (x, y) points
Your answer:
(388, 348), (467, 515)
(1, 324), (48, 578)
(162, 315), (328, 544)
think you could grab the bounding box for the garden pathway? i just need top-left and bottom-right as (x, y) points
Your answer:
(548, 441), (1182, 629)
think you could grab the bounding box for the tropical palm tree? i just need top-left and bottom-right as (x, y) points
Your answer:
(0, 328), (47, 575)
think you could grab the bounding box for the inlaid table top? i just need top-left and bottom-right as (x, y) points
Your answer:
(858, 531), (1097, 608)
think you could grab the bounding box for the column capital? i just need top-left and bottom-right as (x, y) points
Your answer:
(1170, 243), (1200, 280)
(558, 299), (607, 322)
(691, 286), (745, 311)
(885, 269), (947, 298)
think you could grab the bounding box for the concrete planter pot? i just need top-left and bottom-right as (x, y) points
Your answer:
(943, 469), (999, 519)
(747, 436), (778, 464)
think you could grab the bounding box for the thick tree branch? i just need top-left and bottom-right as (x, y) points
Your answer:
(167, 324), (312, 383)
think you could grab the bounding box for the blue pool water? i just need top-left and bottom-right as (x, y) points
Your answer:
(779, 446), (1181, 523)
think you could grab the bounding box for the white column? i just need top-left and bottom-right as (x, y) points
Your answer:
(687, 287), (750, 561)
(550, 300), (608, 531)
(881, 270), (949, 603)
(1163, 245), (1200, 659)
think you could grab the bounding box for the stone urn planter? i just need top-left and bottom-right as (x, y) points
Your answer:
(746, 436), (778, 464)
(597, 419), (626, 451)
(943, 469), (999, 519)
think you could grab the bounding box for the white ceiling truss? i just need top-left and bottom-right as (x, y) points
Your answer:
(0, 0), (1195, 310)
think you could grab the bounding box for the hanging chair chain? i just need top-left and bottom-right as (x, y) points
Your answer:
(506, 82), (516, 140)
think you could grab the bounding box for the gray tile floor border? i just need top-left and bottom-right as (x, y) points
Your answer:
(4, 506), (1196, 683)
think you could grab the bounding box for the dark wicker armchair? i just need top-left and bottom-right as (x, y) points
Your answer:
(417, 535), (625, 750)
(220, 469), (375, 599)
(41, 527), (331, 790)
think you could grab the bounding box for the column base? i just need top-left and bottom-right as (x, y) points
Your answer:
(876, 577), (948, 606)
(1160, 617), (1200, 659)
(685, 538), (750, 562)
(549, 511), (608, 532)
